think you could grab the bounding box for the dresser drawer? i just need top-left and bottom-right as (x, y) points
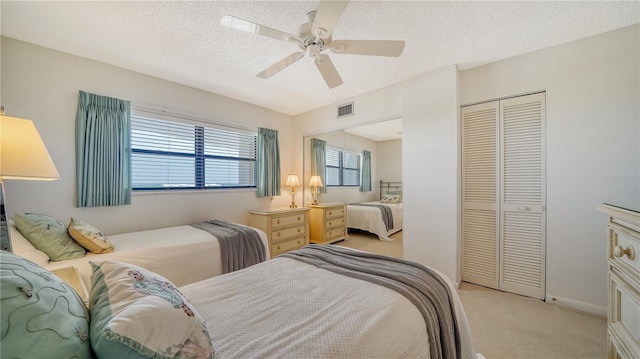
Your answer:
(326, 206), (345, 219)
(271, 236), (306, 256)
(326, 217), (345, 230)
(272, 213), (305, 228)
(609, 267), (640, 359)
(326, 228), (345, 242)
(609, 223), (640, 279)
(272, 225), (305, 242)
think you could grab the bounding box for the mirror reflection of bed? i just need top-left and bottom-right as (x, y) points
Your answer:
(303, 119), (403, 259)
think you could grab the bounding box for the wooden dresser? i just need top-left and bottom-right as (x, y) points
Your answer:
(249, 208), (309, 259)
(600, 203), (640, 359)
(308, 203), (347, 244)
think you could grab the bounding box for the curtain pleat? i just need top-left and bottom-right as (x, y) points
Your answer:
(310, 138), (327, 194)
(360, 150), (372, 192)
(256, 128), (281, 197)
(76, 91), (131, 207)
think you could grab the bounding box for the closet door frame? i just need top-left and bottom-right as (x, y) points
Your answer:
(461, 92), (546, 300)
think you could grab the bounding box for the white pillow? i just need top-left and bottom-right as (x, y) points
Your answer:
(89, 261), (214, 358)
(8, 220), (50, 265)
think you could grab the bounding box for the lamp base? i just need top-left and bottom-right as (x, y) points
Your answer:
(289, 202), (298, 208)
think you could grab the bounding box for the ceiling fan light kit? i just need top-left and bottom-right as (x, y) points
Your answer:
(221, 0), (405, 89)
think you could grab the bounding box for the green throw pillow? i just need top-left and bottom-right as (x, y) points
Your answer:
(14, 213), (85, 261)
(0, 250), (92, 358)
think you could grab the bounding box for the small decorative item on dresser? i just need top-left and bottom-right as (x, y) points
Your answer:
(308, 174), (324, 205)
(249, 207), (310, 259)
(284, 173), (301, 208)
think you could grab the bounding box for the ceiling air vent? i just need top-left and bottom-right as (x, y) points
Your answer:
(337, 102), (354, 118)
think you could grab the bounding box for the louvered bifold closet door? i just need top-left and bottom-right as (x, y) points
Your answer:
(499, 93), (546, 299)
(461, 101), (500, 289)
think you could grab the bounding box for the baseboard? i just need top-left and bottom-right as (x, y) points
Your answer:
(545, 294), (607, 317)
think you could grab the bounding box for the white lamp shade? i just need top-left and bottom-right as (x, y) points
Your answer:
(308, 174), (324, 188)
(1, 115), (60, 180)
(284, 173), (301, 187)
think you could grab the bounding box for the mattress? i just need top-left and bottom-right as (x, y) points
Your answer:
(41, 224), (269, 289)
(181, 253), (477, 359)
(347, 201), (403, 240)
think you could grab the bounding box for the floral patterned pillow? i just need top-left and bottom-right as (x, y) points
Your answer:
(68, 218), (114, 254)
(89, 261), (213, 359)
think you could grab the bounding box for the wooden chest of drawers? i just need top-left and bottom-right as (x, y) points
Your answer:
(600, 204), (640, 359)
(249, 208), (310, 259)
(308, 203), (347, 244)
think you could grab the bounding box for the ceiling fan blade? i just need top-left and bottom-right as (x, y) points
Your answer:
(256, 52), (305, 79)
(221, 15), (301, 45)
(330, 40), (405, 57)
(311, 1), (349, 39)
(314, 54), (343, 89)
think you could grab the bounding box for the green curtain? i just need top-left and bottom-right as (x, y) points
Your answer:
(360, 150), (372, 192)
(76, 91), (131, 207)
(256, 128), (281, 197)
(310, 138), (327, 194)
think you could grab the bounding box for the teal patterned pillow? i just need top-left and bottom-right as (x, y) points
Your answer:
(0, 251), (91, 358)
(14, 213), (85, 261)
(90, 261), (213, 359)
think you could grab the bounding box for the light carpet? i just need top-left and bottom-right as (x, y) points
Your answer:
(337, 230), (607, 359)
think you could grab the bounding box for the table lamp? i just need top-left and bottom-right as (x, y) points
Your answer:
(308, 174), (324, 205)
(284, 173), (301, 208)
(1, 107), (60, 251)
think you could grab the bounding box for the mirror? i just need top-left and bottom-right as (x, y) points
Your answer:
(302, 118), (403, 207)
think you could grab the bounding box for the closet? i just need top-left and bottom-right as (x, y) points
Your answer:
(461, 92), (546, 299)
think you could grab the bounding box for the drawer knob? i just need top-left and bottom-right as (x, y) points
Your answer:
(277, 219), (281, 224)
(277, 245), (281, 250)
(277, 232), (281, 237)
(614, 245), (635, 260)
(297, 216), (301, 221)
(297, 228), (301, 233)
(329, 211), (332, 215)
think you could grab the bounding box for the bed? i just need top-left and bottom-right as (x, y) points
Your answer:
(9, 217), (269, 290)
(347, 180), (403, 240)
(0, 245), (480, 359)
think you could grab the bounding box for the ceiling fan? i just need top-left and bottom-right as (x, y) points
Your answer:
(221, 1), (405, 89)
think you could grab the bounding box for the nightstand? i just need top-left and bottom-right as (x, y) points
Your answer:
(249, 208), (310, 258)
(308, 203), (347, 244)
(50, 266), (89, 306)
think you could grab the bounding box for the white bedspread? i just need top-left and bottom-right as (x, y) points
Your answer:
(181, 255), (476, 359)
(44, 224), (269, 290)
(347, 201), (403, 240)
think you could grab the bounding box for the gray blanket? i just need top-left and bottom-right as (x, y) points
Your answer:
(281, 245), (460, 359)
(191, 220), (266, 274)
(350, 203), (394, 231)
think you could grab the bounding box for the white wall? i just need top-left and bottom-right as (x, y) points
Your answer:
(402, 66), (460, 281)
(459, 24), (640, 313)
(376, 138), (403, 184)
(1, 37), (295, 235)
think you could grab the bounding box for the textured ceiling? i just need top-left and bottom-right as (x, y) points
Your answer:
(1, 1), (638, 116)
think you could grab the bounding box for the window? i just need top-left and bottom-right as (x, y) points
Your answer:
(130, 113), (257, 190)
(326, 146), (360, 187)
